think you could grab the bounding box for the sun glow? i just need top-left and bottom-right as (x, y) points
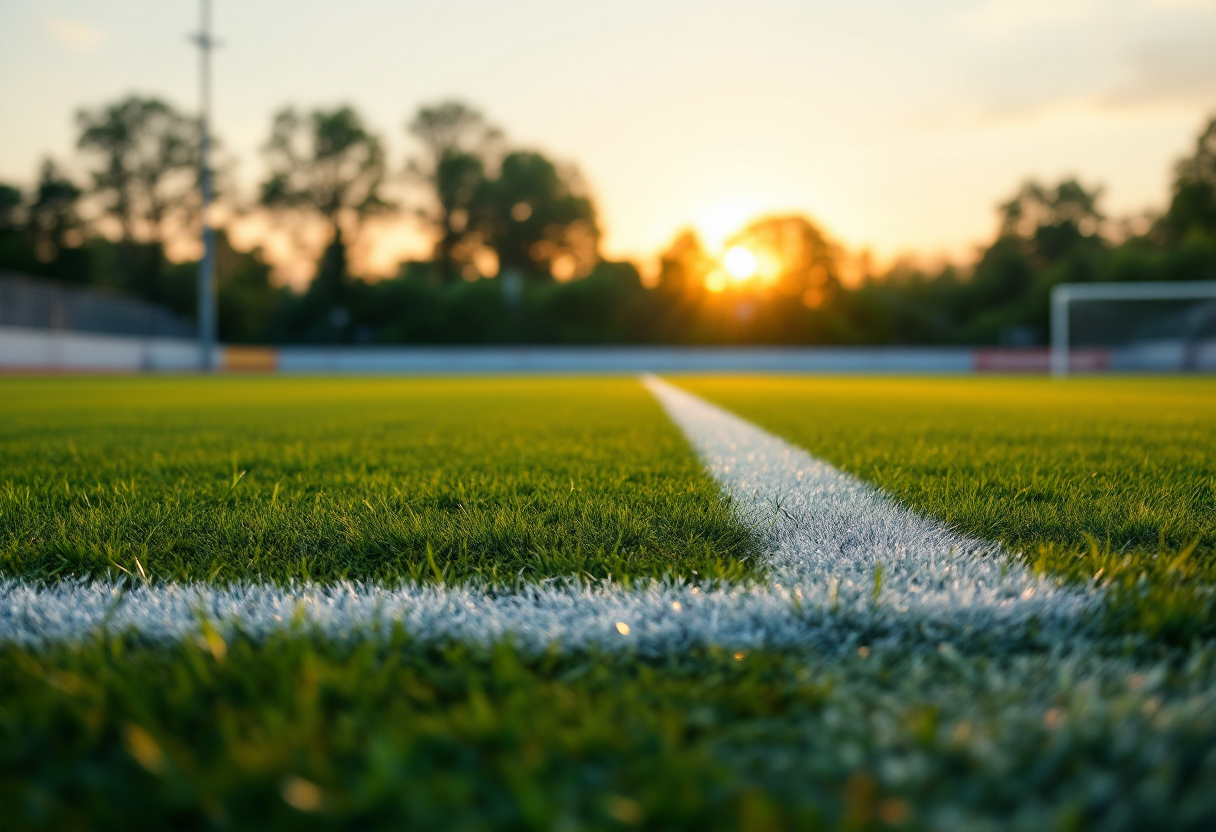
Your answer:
(723, 246), (759, 281)
(693, 199), (764, 250)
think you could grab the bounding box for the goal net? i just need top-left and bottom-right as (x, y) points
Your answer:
(1050, 281), (1216, 376)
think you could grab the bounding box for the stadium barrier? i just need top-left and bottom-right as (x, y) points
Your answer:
(5, 333), (1216, 374)
(271, 344), (1214, 373)
(0, 326), (201, 371)
(0, 272), (204, 371)
(274, 346), (977, 374)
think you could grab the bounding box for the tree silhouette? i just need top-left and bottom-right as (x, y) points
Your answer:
(729, 215), (842, 306)
(407, 101), (501, 284)
(472, 151), (599, 281)
(1161, 117), (1216, 241)
(260, 105), (391, 305)
(998, 179), (1105, 263)
(0, 184), (20, 234)
(76, 95), (199, 301)
(76, 95), (198, 244)
(26, 160), (83, 263)
(657, 229), (713, 299)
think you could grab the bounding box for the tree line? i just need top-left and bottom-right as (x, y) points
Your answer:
(1, 94), (1214, 345)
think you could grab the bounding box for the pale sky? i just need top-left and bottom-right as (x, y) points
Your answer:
(2, 0), (1215, 279)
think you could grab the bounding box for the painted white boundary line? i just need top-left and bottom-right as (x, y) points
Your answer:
(0, 378), (1100, 652)
(642, 376), (1075, 606)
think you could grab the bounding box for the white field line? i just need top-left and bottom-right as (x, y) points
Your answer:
(641, 375), (1085, 608)
(0, 378), (1101, 652)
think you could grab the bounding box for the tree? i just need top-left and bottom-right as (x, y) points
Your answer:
(728, 215), (842, 306)
(0, 182), (38, 276)
(0, 183), (21, 234)
(1161, 117), (1216, 240)
(26, 160), (83, 263)
(407, 101), (501, 283)
(260, 105), (391, 303)
(967, 237), (1036, 313)
(213, 231), (285, 343)
(657, 229), (713, 298)
(472, 151), (599, 281)
(76, 95), (198, 244)
(998, 178), (1104, 263)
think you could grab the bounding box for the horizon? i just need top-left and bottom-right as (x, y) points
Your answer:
(2, 0), (1216, 285)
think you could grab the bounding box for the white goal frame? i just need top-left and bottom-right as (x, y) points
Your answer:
(1050, 280), (1216, 377)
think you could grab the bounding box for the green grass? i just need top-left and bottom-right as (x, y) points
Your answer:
(6, 374), (1216, 830)
(5, 633), (1216, 831)
(680, 375), (1216, 640)
(0, 376), (759, 585)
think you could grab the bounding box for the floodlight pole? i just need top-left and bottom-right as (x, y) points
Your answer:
(194, 0), (217, 371)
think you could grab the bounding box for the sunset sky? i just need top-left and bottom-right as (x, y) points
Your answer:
(2, 0), (1215, 279)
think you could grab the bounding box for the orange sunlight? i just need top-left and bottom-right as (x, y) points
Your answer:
(723, 246), (758, 281)
(692, 199), (764, 250)
(704, 234), (789, 294)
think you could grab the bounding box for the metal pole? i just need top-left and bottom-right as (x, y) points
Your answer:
(1050, 284), (1069, 378)
(195, 0), (217, 371)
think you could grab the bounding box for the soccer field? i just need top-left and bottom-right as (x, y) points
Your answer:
(681, 376), (1216, 643)
(0, 377), (755, 585)
(2, 375), (1215, 830)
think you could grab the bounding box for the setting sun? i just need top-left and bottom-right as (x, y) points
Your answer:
(723, 246), (759, 281)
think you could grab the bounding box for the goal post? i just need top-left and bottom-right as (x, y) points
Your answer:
(1050, 281), (1216, 377)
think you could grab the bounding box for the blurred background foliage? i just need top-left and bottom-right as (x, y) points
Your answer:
(2, 95), (1215, 346)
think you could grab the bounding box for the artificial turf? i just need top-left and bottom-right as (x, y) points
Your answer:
(5, 633), (1216, 831)
(0, 376), (758, 585)
(680, 375), (1216, 641)
(5, 374), (1216, 830)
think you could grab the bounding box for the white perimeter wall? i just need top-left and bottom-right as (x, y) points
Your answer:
(0, 326), (202, 371)
(4, 328), (1214, 374)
